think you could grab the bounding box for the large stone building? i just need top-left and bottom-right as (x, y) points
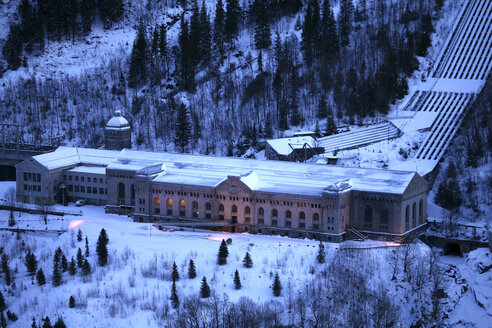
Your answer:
(16, 146), (428, 242)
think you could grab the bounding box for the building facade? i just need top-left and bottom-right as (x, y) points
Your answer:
(16, 147), (428, 242)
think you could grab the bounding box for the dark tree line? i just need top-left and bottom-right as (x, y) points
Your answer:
(2, 0), (124, 70)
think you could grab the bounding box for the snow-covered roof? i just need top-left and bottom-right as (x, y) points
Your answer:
(31, 147), (120, 170)
(30, 147), (420, 196)
(111, 149), (418, 196)
(106, 110), (130, 129)
(66, 166), (106, 175)
(266, 136), (315, 156)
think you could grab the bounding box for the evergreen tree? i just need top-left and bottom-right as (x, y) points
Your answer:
(85, 236), (90, 257)
(224, 0), (241, 43)
(42, 316), (52, 328)
(52, 261), (62, 287)
(53, 317), (66, 328)
(170, 280), (179, 309)
(68, 257), (77, 275)
(96, 229), (109, 266)
(272, 272), (282, 296)
(217, 239), (229, 265)
(80, 0), (95, 34)
(242, 252), (253, 268)
(61, 255), (68, 272)
(76, 248), (84, 268)
(69, 296), (75, 308)
(178, 18), (194, 90)
(213, 0), (226, 55)
(8, 211), (15, 227)
(0, 291), (5, 312)
(2, 23), (23, 70)
(189, 0), (201, 67)
(175, 103), (192, 153)
(172, 261), (180, 282)
(77, 229), (83, 242)
(128, 21), (149, 88)
(82, 259), (91, 276)
(316, 241), (325, 263)
(233, 269), (241, 289)
(199, 0), (212, 60)
(25, 251), (38, 276)
(36, 268), (46, 285)
(254, 0), (271, 49)
(326, 115), (337, 136)
(32, 317), (37, 328)
(320, 0), (338, 63)
(200, 276), (210, 298)
(97, 0), (124, 27)
(338, 0), (354, 47)
(0, 312), (5, 328)
(257, 50), (263, 71)
(188, 259), (197, 279)
(54, 248), (63, 266)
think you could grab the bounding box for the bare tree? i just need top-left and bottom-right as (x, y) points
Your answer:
(3, 186), (15, 206)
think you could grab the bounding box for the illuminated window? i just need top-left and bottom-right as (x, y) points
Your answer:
(154, 198), (160, 205)
(167, 198), (173, 206)
(180, 199), (185, 207)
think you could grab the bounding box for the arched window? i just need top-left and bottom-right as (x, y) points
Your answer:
(381, 209), (388, 225)
(167, 198), (173, 206)
(258, 207), (264, 216)
(131, 184), (135, 200)
(405, 205), (410, 231)
(192, 201), (198, 210)
(118, 182), (125, 199)
(245, 206), (251, 214)
(412, 202), (417, 227)
(364, 205), (372, 223)
(179, 199), (185, 207)
(219, 204), (224, 212)
(232, 205), (238, 213)
(206, 202), (212, 211)
(299, 211), (305, 220)
(286, 210), (292, 219)
(154, 197), (160, 205)
(419, 199), (423, 224)
(313, 213), (320, 221)
(272, 209), (278, 217)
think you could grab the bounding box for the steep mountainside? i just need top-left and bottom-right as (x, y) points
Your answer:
(0, 0), (461, 156)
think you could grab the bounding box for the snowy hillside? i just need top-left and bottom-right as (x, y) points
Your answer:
(0, 180), (490, 327)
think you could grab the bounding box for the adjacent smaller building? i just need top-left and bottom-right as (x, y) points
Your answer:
(104, 110), (131, 150)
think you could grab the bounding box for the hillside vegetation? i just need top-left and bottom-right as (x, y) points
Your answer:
(0, 0), (445, 155)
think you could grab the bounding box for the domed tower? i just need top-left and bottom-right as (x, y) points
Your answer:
(104, 110), (131, 150)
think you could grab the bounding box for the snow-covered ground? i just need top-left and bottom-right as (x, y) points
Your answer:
(1, 181), (490, 327)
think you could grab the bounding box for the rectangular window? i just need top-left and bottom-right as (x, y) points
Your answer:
(258, 218), (264, 224)
(100, 178), (103, 184)
(180, 210), (185, 217)
(99, 188), (104, 194)
(75, 176), (79, 182)
(105, 189), (107, 195)
(154, 208), (160, 214)
(69, 176), (72, 181)
(88, 177), (91, 183)
(81, 186), (85, 193)
(206, 213), (211, 219)
(63, 175), (66, 180)
(69, 185), (73, 192)
(299, 223), (305, 229)
(75, 186), (79, 192)
(167, 209), (173, 215)
(245, 217), (251, 223)
(28, 173), (31, 180)
(24, 184), (27, 190)
(87, 187), (91, 194)
(81, 177), (84, 182)
(285, 221), (291, 227)
(272, 220), (278, 226)
(313, 224), (319, 230)
(219, 214), (224, 220)
(37, 185), (41, 192)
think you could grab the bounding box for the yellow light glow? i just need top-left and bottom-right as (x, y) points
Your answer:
(69, 220), (85, 230)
